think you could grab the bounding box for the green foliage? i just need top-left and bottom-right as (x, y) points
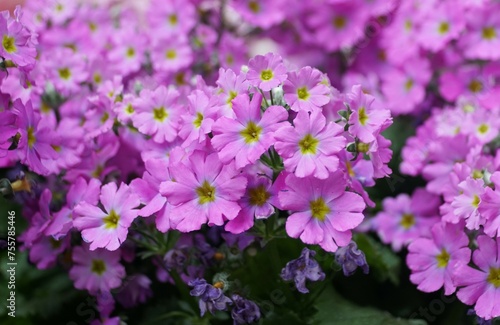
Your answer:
(311, 286), (427, 325)
(354, 233), (401, 285)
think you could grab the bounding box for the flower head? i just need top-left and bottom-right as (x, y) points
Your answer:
(280, 248), (325, 294)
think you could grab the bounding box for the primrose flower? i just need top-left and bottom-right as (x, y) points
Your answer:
(274, 110), (346, 179)
(347, 85), (391, 143)
(69, 244), (126, 293)
(407, 222), (471, 295)
(454, 235), (500, 320)
(225, 168), (277, 234)
(160, 150), (247, 232)
(372, 188), (440, 252)
(231, 294), (261, 325)
(74, 182), (140, 251)
(133, 86), (181, 143)
(246, 53), (288, 91)
(211, 93), (288, 169)
(0, 8), (36, 67)
(283, 66), (331, 112)
(279, 172), (365, 252)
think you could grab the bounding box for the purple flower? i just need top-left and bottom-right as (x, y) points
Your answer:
(231, 294), (260, 325)
(280, 248), (325, 294)
(335, 241), (369, 277)
(189, 278), (232, 316)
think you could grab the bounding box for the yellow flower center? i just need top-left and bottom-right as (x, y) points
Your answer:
(299, 134), (319, 155)
(153, 107), (168, 122)
(472, 195), (480, 208)
(405, 79), (414, 91)
(487, 267), (500, 287)
(101, 112), (109, 123)
(346, 161), (355, 177)
(358, 107), (368, 126)
(333, 16), (346, 29)
(58, 68), (72, 80)
(168, 14), (178, 26)
(405, 20), (412, 31)
(248, 0), (260, 13)
(248, 185), (271, 206)
(468, 80), (483, 93)
(166, 49), (177, 60)
(91, 259), (106, 275)
(436, 249), (450, 268)
(260, 69), (273, 81)
(482, 27), (496, 40)
(227, 91), (238, 106)
(297, 87), (310, 100)
(478, 124), (489, 135)
(472, 170), (483, 179)
(93, 73), (102, 84)
(357, 142), (370, 153)
(310, 198), (330, 221)
(240, 121), (262, 144)
(126, 47), (135, 58)
(103, 209), (120, 229)
(400, 213), (415, 229)
(193, 112), (204, 128)
(196, 180), (216, 205)
(125, 104), (134, 114)
(2, 35), (16, 53)
(27, 127), (36, 148)
(438, 22), (449, 34)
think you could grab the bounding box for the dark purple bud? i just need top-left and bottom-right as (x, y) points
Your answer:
(280, 248), (325, 294)
(231, 295), (260, 325)
(467, 309), (492, 325)
(335, 241), (369, 277)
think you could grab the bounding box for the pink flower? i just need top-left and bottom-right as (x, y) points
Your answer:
(372, 189), (440, 252)
(0, 8), (36, 68)
(160, 150), (247, 232)
(179, 89), (220, 148)
(130, 159), (172, 233)
(216, 67), (250, 115)
(307, 2), (369, 52)
(450, 177), (486, 230)
(283, 67), (330, 112)
(478, 172), (500, 237)
(69, 244), (125, 293)
(151, 36), (193, 73)
(225, 167), (278, 234)
(74, 182), (140, 251)
(230, 0), (286, 29)
(211, 93), (288, 169)
(45, 177), (101, 239)
(133, 86), (181, 143)
(407, 222), (471, 295)
(148, 0), (196, 35)
(381, 58), (432, 115)
(246, 53), (288, 91)
(417, 2), (465, 52)
(459, 4), (500, 60)
(454, 235), (500, 320)
(274, 110), (346, 179)
(279, 172), (365, 252)
(12, 99), (58, 175)
(43, 48), (89, 96)
(347, 85), (390, 143)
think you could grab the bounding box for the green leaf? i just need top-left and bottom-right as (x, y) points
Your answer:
(353, 233), (401, 285)
(311, 286), (426, 325)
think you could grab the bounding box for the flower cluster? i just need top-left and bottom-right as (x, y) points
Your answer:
(5, 0), (500, 323)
